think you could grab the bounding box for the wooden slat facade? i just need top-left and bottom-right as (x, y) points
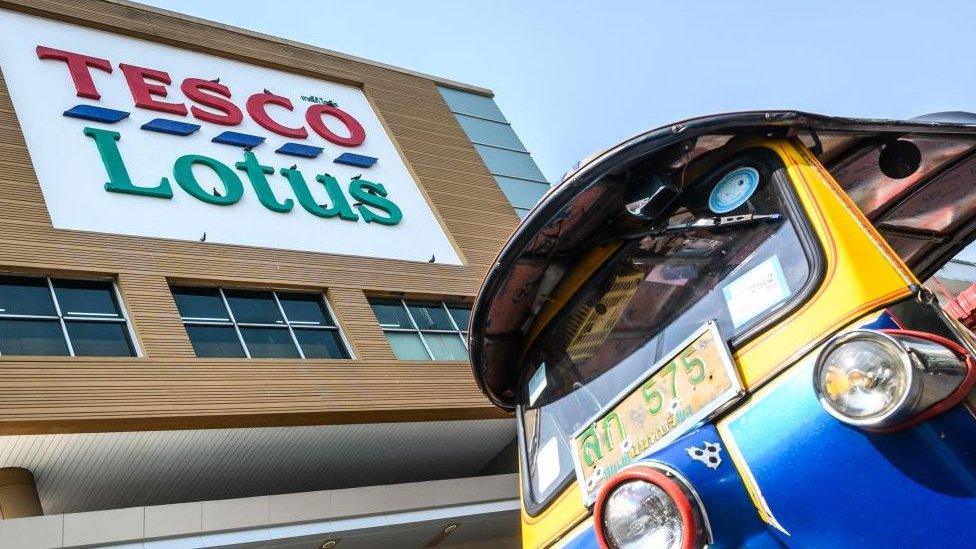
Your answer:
(0, 0), (519, 434)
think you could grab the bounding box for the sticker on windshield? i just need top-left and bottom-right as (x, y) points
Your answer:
(528, 363), (548, 406)
(722, 255), (790, 328)
(536, 437), (561, 494)
(709, 167), (760, 213)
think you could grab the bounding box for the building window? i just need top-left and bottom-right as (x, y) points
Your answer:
(369, 298), (470, 360)
(0, 275), (136, 357)
(171, 287), (351, 359)
(438, 86), (551, 219)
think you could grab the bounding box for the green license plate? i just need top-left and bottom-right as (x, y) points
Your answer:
(570, 321), (743, 504)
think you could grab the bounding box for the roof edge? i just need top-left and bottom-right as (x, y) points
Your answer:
(102, 0), (496, 97)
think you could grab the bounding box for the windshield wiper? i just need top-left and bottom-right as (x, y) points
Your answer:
(613, 213), (783, 241)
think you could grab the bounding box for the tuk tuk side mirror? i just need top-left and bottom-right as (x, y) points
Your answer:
(879, 139), (922, 179)
(623, 172), (679, 220)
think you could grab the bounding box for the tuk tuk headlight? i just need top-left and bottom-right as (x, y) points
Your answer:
(594, 466), (705, 549)
(813, 329), (969, 429)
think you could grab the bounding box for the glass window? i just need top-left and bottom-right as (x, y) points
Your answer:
(495, 176), (550, 210)
(438, 86), (548, 219)
(240, 327), (300, 358)
(455, 114), (527, 152)
(425, 333), (469, 360)
(52, 279), (122, 318)
(173, 287), (350, 360)
(172, 287), (229, 322)
(294, 328), (349, 359)
(368, 298), (470, 361)
(437, 86), (508, 123)
(447, 307), (471, 333)
(65, 321), (134, 356)
(0, 276), (57, 316)
(223, 290), (283, 324)
(0, 275), (135, 357)
(370, 299), (412, 329)
(0, 319), (68, 356)
(407, 303), (454, 330)
(185, 325), (246, 358)
(278, 292), (332, 326)
(474, 144), (547, 183)
(387, 332), (430, 360)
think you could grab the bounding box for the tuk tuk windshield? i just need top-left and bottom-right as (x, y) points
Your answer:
(518, 151), (814, 505)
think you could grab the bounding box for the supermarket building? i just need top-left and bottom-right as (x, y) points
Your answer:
(0, 1), (551, 547)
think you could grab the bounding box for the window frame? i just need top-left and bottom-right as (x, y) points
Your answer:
(175, 286), (353, 360)
(371, 298), (470, 361)
(0, 275), (140, 357)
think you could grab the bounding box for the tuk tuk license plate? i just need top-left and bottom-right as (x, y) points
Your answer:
(570, 321), (743, 504)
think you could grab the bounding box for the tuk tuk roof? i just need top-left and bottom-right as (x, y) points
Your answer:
(469, 110), (976, 410)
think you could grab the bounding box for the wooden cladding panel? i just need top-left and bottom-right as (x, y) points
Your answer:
(0, 357), (508, 435)
(0, 0), (523, 433)
(326, 286), (397, 362)
(117, 272), (195, 358)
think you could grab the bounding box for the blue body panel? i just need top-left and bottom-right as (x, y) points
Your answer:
(553, 312), (976, 547)
(557, 425), (784, 548)
(561, 526), (597, 549)
(725, 358), (976, 547)
(556, 397), (976, 547)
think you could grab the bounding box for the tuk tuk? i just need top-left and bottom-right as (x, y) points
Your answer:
(467, 111), (976, 548)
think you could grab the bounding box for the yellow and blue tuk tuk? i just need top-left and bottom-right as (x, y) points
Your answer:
(468, 111), (976, 547)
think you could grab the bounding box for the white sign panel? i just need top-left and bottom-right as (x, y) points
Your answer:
(722, 255), (790, 328)
(0, 10), (462, 265)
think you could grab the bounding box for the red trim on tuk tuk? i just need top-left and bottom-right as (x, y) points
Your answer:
(877, 329), (976, 432)
(593, 466), (699, 549)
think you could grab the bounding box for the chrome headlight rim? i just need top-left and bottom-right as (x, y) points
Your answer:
(593, 463), (707, 549)
(813, 329), (919, 428)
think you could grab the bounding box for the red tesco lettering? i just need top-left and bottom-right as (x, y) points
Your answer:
(36, 45), (366, 147)
(180, 78), (243, 126)
(36, 46), (112, 100)
(246, 93), (307, 139)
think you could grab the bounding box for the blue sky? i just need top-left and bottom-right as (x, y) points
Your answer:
(142, 1), (976, 183)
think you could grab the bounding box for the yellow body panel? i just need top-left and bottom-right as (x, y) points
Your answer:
(731, 141), (917, 387)
(518, 138), (918, 547)
(520, 477), (590, 549)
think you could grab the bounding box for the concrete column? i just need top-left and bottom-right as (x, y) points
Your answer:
(0, 467), (43, 519)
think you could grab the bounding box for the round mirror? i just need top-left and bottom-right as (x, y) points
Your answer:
(879, 139), (922, 179)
